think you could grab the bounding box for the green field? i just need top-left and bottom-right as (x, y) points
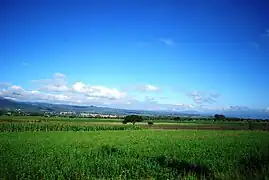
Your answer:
(2, 116), (269, 131)
(1, 116), (269, 179)
(1, 129), (269, 179)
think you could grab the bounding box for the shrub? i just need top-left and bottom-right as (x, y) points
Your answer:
(214, 114), (226, 121)
(148, 121), (153, 126)
(173, 117), (181, 121)
(123, 115), (143, 125)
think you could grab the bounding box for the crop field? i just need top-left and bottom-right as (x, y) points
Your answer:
(0, 116), (124, 123)
(1, 128), (269, 179)
(1, 116), (269, 131)
(1, 116), (269, 179)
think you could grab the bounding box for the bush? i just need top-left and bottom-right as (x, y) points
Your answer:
(148, 121), (153, 126)
(214, 114), (226, 121)
(173, 117), (181, 121)
(123, 115), (143, 125)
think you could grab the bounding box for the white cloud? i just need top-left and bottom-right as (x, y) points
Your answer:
(159, 38), (176, 46)
(1, 73), (268, 113)
(33, 73), (69, 92)
(87, 86), (125, 100)
(40, 84), (69, 92)
(144, 84), (159, 91)
(72, 82), (125, 100)
(31, 90), (39, 94)
(1, 86), (77, 104)
(136, 84), (160, 92)
(187, 91), (219, 105)
(1, 83), (267, 114)
(0, 73), (126, 104)
(0, 82), (198, 111)
(11, 85), (22, 90)
(72, 82), (87, 93)
(223, 106), (250, 111)
(54, 73), (66, 79)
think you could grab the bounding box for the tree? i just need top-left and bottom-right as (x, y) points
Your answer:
(173, 117), (181, 121)
(123, 115), (143, 125)
(0, 110), (5, 116)
(214, 114), (226, 121)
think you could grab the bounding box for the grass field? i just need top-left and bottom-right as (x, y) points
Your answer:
(1, 116), (269, 179)
(1, 116), (269, 131)
(1, 130), (269, 179)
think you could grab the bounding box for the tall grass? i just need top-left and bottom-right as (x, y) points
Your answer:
(0, 123), (142, 132)
(0, 130), (269, 179)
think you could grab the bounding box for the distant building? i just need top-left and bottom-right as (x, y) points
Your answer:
(80, 112), (91, 117)
(60, 111), (75, 116)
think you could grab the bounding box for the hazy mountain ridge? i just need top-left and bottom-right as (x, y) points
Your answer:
(0, 98), (268, 119)
(0, 98), (200, 116)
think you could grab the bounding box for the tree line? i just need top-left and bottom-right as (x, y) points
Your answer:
(1, 110), (268, 123)
(122, 114), (269, 124)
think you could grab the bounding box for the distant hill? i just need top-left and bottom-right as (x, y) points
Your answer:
(1, 97), (267, 119)
(0, 97), (39, 111)
(0, 98), (200, 116)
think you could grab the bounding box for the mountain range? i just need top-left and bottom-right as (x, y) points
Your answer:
(0, 97), (268, 119)
(0, 97), (200, 117)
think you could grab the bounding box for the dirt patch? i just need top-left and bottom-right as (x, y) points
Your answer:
(142, 124), (254, 131)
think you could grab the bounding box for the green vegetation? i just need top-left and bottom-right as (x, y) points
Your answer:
(1, 115), (269, 179)
(123, 115), (143, 125)
(1, 130), (269, 179)
(1, 116), (269, 131)
(214, 114), (226, 121)
(0, 123), (142, 132)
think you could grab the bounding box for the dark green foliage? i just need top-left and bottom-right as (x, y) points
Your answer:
(248, 122), (254, 130)
(187, 117), (193, 121)
(148, 121), (153, 125)
(142, 116), (152, 121)
(123, 115), (143, 125)
(214, 114), (226, 121)
(99, 145), (121, 157)
(173, 117), (181, 121)
(149, 155), (213, 179)
(236, 151), (269, 179)
(226, 117), (241, 121)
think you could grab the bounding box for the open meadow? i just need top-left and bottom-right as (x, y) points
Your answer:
(1, 116), (269, 179)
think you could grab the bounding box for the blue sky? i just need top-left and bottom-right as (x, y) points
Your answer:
(1, 0), (269, 112)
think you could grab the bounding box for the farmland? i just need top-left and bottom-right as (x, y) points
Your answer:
(1, 116), (269, 179)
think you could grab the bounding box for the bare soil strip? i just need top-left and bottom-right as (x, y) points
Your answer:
(144, 124), (269, 131)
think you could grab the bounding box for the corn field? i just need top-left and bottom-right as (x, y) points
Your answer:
(0, 123), (142, 132)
